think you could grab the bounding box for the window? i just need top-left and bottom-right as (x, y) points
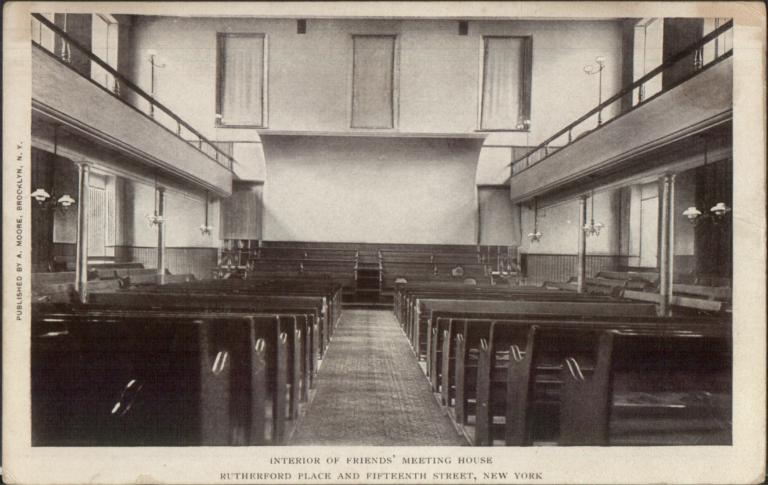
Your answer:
(216, 33), (267, 127)
(91, 14), (119, 92)
(480, 36), (532, 131)
(633, 18), (663, 105)
(702, 18), (733, 63)
(31, 13), (56, 52)
(351, 35), (396, 129)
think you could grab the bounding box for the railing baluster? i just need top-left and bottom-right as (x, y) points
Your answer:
(694, 47), (704, 70)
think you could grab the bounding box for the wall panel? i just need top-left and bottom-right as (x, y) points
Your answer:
(261, 135), (482, 244)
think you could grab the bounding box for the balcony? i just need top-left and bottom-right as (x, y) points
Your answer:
(509, 21), (732, 204)
(30, 14), (234, 196)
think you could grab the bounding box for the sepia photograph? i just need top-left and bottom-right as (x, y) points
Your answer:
(3, 1), (765, 484)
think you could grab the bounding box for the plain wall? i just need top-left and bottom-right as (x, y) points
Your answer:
(126, 17), (624, 184)
(518, 189), (622, 255)
(118, 178), (221, 248)
(260, 135), (482, 244)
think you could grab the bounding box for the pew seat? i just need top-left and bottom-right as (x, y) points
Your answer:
(32, 309), (293, 446)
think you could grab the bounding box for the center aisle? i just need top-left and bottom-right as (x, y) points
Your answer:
(289, 310), (466, 446)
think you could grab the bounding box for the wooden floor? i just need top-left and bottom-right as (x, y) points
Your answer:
(289, 310), (465, 446)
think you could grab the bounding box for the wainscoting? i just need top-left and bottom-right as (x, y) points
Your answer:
(114, 246), (217, 280)
(521, 253), (626, 283)
(521, 253), (700, 283)
(52, 243), (77, 257)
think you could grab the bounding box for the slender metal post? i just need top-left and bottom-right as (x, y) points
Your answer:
(149, 57), (155, 117)
(156, 187), (166, 284)
(658, 174), (673, 316)
(577, 195), (587, 293)
(74, 162), (90, 303)
(665, 174), (677, 314)
(597, 67), (603, 125)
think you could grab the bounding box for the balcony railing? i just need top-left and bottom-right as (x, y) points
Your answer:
(510, 19), (733, 178)
(31, 13), (235, 171)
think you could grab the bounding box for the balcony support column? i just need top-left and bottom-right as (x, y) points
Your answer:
(577, 195), (588, 293)
(658, 173), (676, 316)
(74, 161), (90, 303)
(156, 187), (166, 285)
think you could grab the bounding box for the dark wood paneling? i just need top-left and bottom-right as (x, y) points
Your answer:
(220, 182), (262, 240)
(523, 253), (702, 283)
(54, 14), (92, 78)
(32, 149), (56, 268)
(522, 254), (625, 282)
(52, 243), (77, 257)
(663, 18), (704, 90)
(620, 18), (639, 112)
(694, 160), (732, 278)
(261, 241), (509, 253)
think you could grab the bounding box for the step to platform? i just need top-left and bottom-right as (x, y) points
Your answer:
(342, 302), (394, 310)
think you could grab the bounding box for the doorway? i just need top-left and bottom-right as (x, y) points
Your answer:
(87, 172), (115, 258)
(638, 184), (659, 268)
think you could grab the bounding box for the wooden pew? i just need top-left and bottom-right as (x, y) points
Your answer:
(622, 290), (727, 313)
(465, 316), (729, 446)
(399, 286), (570, 332)
(33, 271), (197, 302)
(136, 278), (344, 343)
(32, 308), (288, 445)
(672, 284), (731, 301)
(254, 248), (357, 260)
(396, 284), (562, 338)
(86, 293), (321, 411)
(91, 267), (156, 280)
(32, 278), (121, 303)
(596, 271), (657, 290)
(382, 262), (490, 288)
(428, 301), (657, 413)
(89, 292), (331, 361)
(414, 294), (631, 372)
(393, 281), (545, 323)
(560, 329), (731, 446)
(131, 273), (196, 285)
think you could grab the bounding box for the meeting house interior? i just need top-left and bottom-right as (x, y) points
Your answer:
(29, 12), (733, 447)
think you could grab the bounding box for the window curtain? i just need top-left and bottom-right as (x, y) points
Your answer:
(221, 35), (264, 126)
(481, 37), (527, 130)
(352, 36), (395, 129)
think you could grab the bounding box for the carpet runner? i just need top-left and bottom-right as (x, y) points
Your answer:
(289, 310), (465, 446)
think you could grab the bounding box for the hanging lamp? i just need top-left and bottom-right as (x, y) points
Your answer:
(200, 191), (214, 235)
(527, 198), (543, 243)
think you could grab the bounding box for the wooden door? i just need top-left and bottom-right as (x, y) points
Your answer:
(87, 174), (115, 257)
